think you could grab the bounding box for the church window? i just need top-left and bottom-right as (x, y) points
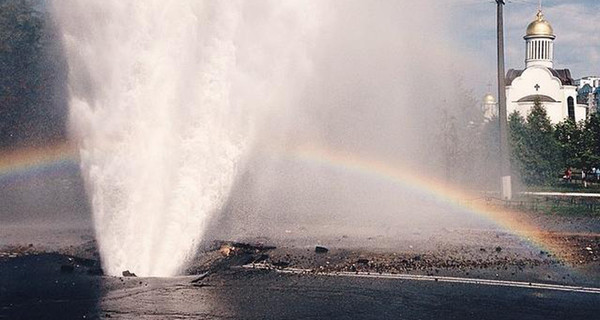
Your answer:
(529, 42), (533, 59)
(568, 97), (575, 121)
(543, 41), (547, 59)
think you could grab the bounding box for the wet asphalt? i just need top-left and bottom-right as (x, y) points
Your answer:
(1, 253), (599, 320)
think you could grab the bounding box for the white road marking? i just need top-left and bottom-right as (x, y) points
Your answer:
(242, 264), (600, 294)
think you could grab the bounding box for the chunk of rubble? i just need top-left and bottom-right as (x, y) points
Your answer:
(191, 272), (209, 283)
(218, 241), (276, 257)
(315, 246), (329, 254)
(122, 270), (137, 277)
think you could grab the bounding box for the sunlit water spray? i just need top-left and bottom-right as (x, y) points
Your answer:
(51, 0), (485, 277)
(52, 1), (254, 276)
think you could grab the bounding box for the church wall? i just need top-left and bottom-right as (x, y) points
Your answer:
(562, 86), (586, 122)
(508, 67), (562, 102)
(505, 68), (586, 124)
(510, 102), (564, 123)
(547, 103), (566, 124)
(506, 67), (563, 122)
(575, 106), (587, 122)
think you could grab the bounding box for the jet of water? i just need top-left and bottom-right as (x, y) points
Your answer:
(51, 0), (487, 276)
(52, 1), (251, 276)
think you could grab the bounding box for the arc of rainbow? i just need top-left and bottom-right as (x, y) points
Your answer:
(0, 142), (584, 266)
(280, 144), (580, 265)
(0, 143), (79, 185)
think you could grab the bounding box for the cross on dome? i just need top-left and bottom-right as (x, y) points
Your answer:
(536, 10), (544, 22)
(525, 7), (554, 38)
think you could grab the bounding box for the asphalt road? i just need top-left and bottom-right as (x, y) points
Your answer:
(1, 254), (599, 320)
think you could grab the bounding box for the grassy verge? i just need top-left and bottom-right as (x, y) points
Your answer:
(526, 183), (600, 194)
(506, 195), (600, 217)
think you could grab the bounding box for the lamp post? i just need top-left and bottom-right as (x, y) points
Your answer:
(496, 0), (512, 200)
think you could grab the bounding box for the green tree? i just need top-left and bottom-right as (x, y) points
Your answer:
(509, 98), (561, 185)
(0, 0), (67, 149)
(581, 113), (600, 169)
(508, 110), (527, 181)
(555, 119), (582, 169)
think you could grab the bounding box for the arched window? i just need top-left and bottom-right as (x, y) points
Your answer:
(567, 97), (575, 121)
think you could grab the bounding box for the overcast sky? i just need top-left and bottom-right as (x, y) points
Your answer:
(446, 0), (600, 97)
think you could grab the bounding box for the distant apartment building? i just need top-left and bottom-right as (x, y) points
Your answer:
(575, 76), (600, 114)
(575, 76), (600, 89)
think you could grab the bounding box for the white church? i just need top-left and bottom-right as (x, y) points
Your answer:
(489, 9), (588, 124)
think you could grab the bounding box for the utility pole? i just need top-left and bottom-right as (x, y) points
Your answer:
(496, 0), (512, 200)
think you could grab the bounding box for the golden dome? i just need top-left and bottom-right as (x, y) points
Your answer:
(526, 10), (554, 38)
(483, 93), (496, 105)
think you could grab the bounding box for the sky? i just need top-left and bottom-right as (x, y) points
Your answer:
(446, 0), (600, 98)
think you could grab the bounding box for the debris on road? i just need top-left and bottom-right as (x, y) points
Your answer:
(191, 272), (209, 283)
(122, 270), (137, 277)
(315, 246), (329, 254)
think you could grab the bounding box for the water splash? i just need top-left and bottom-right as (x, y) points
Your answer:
(50, 0), (473, 277)
(52, 1), (250, 276)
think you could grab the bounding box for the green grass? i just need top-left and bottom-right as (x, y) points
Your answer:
(507, 196), (600, 217)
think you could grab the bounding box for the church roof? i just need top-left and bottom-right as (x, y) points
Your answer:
(506, 68), (574, 86)
(506, 69), (523, 85)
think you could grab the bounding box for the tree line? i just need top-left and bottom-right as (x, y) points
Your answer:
(508, 97), (600, 186)
(0, 0), (67, 149)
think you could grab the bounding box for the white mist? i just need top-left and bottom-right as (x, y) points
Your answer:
(52, 1), (250, 276)
(51, 0), (477, 277)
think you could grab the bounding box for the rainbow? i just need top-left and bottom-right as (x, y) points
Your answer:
(277, 144), (581, 265)
(0, 143), (79, 185)
(0, 142), (582, 265)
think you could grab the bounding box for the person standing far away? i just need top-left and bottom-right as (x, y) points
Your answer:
(564, 167), (572, 182)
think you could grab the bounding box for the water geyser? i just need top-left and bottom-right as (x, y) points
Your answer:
(52, 0), (473, 277)
(52, 1), (251, 276)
